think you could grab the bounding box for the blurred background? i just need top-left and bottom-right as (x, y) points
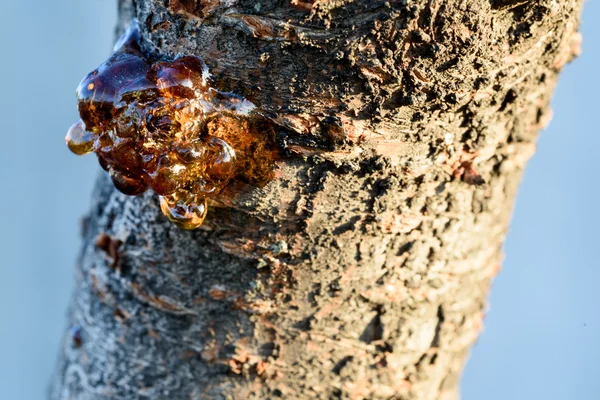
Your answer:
(0, 1), (597, 399)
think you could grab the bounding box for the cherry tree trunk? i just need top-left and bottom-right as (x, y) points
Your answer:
(50, 0), (583, 399)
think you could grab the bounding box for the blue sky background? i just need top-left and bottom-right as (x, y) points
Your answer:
(0, 1), (597, 399)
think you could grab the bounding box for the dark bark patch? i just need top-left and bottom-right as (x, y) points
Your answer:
(332, 355), (353, 375)
(463, 168), (486, 186)
(359, 308), (383, 343)
(113, 308), (130, 323)
(431, 305), (445, 348)
(437, 57), (460, 73)
(333, 216), (360, 235)
(293, 316), (313, 331)
(499, 88), (518, 112)
(397, 241), (414, 256)
(69, 326), (83, 348)
(95, 233), (123, 270)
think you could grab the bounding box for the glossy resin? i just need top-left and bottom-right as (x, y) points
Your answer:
(66, 21), (277, 229)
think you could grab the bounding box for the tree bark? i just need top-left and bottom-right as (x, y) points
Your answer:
(50, 0), (583, 399)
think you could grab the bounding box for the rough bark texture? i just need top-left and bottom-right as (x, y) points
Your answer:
(50, 1), (582, 399)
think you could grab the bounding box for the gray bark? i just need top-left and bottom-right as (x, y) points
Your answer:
(50, 0), (583, 399)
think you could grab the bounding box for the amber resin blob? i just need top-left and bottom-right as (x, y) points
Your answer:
(66, 21), (278, 229)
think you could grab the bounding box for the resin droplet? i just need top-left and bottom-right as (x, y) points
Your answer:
(197, 136), (236, 194)
(110, 168), (148, 196)
(159, 192), (208, 230)
(151, 155), (186, 196)
(175, 141), (207, 164)
(206, 136), (236, 179)
(66, 120), (96, 155)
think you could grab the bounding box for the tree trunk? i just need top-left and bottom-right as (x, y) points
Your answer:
(50, 0), (583, 399)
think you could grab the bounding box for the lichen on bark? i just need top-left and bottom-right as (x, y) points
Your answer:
(50, 0), (583, 399)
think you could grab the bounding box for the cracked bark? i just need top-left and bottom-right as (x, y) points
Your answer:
(50, 0), (583, 399)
